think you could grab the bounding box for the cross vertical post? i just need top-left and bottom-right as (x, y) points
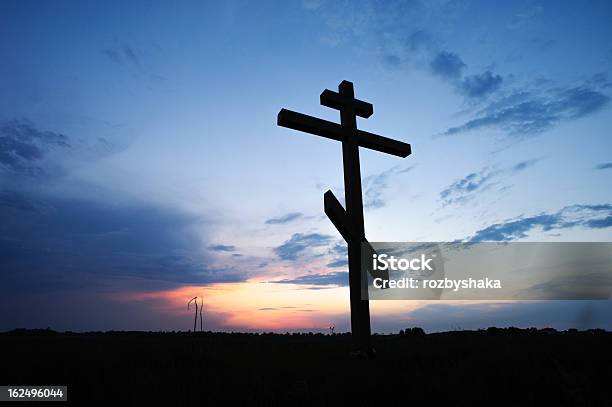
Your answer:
(337, 81), (371, 352)
(277, 80), (411, 354)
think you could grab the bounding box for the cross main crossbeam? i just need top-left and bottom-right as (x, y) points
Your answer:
(277, 109), (411, 157)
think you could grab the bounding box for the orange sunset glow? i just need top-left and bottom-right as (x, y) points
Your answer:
(111, 280), (435, 332)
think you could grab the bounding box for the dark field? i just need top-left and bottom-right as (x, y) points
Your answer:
(1, 328), (611, 406)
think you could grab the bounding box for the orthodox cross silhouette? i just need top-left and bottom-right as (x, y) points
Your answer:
(277, 80), (411, 353)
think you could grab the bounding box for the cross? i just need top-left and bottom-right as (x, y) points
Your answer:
(277, 80), (411, 353)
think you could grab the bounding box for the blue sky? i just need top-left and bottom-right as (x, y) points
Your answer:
(1, 0), (611, 332)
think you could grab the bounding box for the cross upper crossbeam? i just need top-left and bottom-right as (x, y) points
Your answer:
(320, 80), (372, 119)
(320, 89), (373, 118)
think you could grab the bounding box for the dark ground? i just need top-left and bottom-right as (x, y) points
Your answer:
(1, 328), (610, 406)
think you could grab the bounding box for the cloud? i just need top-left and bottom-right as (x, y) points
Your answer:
(408, 39), (504, 102)
(208, 244), (236, 252)
(0, 120), (69, 176)
(440, 159), (540, 207)
(586, 216), (612, 228)
(121, 46), (140, 67)
(459, 71), (503, 98)
(471, 214), (558, 241)
(303, 2), (507, 103)
(509, 4), (543, 29)
(102, 44), (164, 83)
(440, 168), (500, 207)
(301, 0), (322, 10)
(0, 119), (236, 295)
(0, 189), (247, 294)
(272, 271), (348, 286)
(427, 50), (504, 101)
(590, 72), (612, 89)
(470, 204), (612, 241)
(511, 158), (540, 173)
(0, 191), (47, 212)
(429, 51), (466, 79)
(363, 165), (415, 209)
(328, 242), (347, 256)
(102, 48), (122, 64)
(407, 29), (435, 52)
(595, 162), (612, 170)
(274, 233), (333, 261)
(441, 84), (610, 137)
(363, 172), (390, 209)
(326, 258), (348, 268)
(103, 45), (143, 72)
(265, 212), (303, 225)
(0, 120), (116, 186)
(381, 28), (437, 69)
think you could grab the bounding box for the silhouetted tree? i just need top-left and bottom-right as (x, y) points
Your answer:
(403, 327), (426, 337)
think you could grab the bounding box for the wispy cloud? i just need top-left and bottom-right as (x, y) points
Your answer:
(459, 71), (503, 98)
(429, 50), (503, 99)
(440, 159), (541, 207)
(272, 271), (348, 286)
(590, 72), (612, 89)
(429, 51), (466, 79)
(440, 167), (500, 207)
(423, 46), (504, 100)
(470, 204), (612, 241)
(363, 165), (415, 209)
(304, 2), (503, 102)
(326, 165), (414, 211)
(274, 233), (333, 261)
(325, 243), (348, 268)
(305, 0), (608, 138)
(265, 212), (303, 225)
(0, 191), (47, 212)
(511, 158), (540, 173)
(329, 243), (347, 256)
(208, 244), (236, 252)
(509, 4), (543, 29)
(326, 258), (348, 268)
(422, 44), (505, 101)
(0, 120), (69, 176)
(102, 43), (165, 83)
(595, 162), (612, 170)
(441, 84), (609, 137)
(103, 45), (143, 73)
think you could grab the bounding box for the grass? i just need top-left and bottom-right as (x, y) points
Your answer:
(1, 328), (610, 405)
